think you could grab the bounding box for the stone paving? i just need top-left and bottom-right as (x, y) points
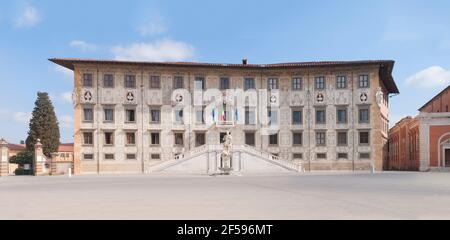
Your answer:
(1, 172), (450, 219)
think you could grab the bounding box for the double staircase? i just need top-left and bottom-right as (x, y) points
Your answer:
(147, 144), (302, 173)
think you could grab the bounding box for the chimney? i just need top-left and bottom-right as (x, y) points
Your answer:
(242, 58), (248, 65)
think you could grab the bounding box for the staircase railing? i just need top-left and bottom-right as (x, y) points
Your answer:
(149, 144), (302, 173)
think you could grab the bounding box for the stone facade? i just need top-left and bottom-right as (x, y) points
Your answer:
(51, 58), (398, 174)
(0, 139), (9, 177)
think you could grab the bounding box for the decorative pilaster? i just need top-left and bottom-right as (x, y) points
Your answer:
(33, 139), (45, 176)
(0, 138), (9, 177)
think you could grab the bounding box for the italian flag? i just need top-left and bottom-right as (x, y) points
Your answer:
(220, 104), (226, 121)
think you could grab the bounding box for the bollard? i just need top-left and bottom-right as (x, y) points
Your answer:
(68, 168), (72, 178)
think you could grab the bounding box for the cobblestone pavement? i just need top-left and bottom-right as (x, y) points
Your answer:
(1, 172), (450, 219)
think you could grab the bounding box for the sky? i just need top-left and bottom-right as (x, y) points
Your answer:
(0, 0), (450, 144)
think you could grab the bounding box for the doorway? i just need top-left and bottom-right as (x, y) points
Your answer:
(445, 149), (450, 167)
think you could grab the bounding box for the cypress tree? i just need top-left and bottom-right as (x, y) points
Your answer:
(26, 92), (60, 157)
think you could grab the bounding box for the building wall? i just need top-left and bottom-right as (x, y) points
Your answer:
(428, 124), (450, 167)
(72, 63), (389, 174)
(388, 117), (420, 171)
(420, 86), (450, 113)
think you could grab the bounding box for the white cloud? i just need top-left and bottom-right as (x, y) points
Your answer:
(61, 91), (72, 104)
(69, 40), (98, 52)
(138, 17), (167, 36)
(59, 115), (74, 129)
(13, 112), (31, 124)
(405, 66), (450, 88)
(112, 40), (194, 62)
(15, 4), (40, 28)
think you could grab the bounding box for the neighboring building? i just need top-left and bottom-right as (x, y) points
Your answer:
(50, 58), (398, 175)
(6, 143), (26, 174)
(388, 85), (450, 171)
(0, 140), (74, 175)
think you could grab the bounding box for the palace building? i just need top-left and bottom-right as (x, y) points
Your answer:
(50, 58), (398, 175)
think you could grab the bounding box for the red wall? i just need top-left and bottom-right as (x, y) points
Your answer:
(429, 125), (450, 167)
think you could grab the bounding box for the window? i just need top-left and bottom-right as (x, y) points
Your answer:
(104, 154), (114, 160)
(125, 109), (136, 123)
(103, 74), (114, 88)
(316, 109), (326, 124)
(151, 154), (160, 160)
(358, 75), (369, 88)
(315, 76), (325, 90)
(293, 153), (303, 159)
(293, 132), (303, 146)
(292, 77), (302, 90)
(194, 76), (205, 90)
(104, 108), (114, 122)
(359, 153), (370, 159)
(195, 133), (205, 146)
(268, 109), (278, 126)
(150, 132), (160, 145)
(174, 109), (183, 123)
(337, 108), (347, 124)
(124, 75), (136, 88)
(196, 109), (204, 124)
(173, 76), (184, 89)
(337, 131), (347, 146)
(336, 76), (347, 89)
(269, 133), (278, 145)
(267, 78), (278, 90)
(150, 76), (161, 89)
(220, 77), (230, 90)
(83, 132), (93, 145)
(317, 153), (327, 159)
(83, 154), (93, 160)
(174, 133), (184, 146)
(83, 107), (93, 122)
(150, 108), (160, 123)
(83, 73), (93, 87)
(338, 153), (348, 159)
(292, 109), (302, 125)
(244, 78), (255, 90)
(316, 132), (326, 146)
(245, 132), (255, 146)
(359, 131), (370, 145)
(126, 132), (136, 145)
(104, 132), (114, 145)
(245, 108), (255, 125)
(126, 154), (136, 160)
(359, 108), (370, 123)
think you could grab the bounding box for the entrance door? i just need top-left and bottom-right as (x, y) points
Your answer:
(446, 149), (450, 167)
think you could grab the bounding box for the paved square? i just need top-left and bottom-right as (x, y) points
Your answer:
(1, 172), (450, 219)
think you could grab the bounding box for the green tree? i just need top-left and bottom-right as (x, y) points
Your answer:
(9, 151), (33, 166)
(26, 92), (61, 157)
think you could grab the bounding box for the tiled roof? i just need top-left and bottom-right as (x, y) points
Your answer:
(49, 58), (399, 93)
(58, 143), (74, 152)
(8, 144), (26, 151)
(6, 143), (74, 152)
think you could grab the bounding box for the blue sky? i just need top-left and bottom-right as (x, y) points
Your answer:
(1, 0), (450, 143)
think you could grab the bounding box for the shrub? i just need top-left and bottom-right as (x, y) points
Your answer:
(14, 168), (32, 176)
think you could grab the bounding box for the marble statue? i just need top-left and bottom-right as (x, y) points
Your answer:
(220, 131), (233, 174)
